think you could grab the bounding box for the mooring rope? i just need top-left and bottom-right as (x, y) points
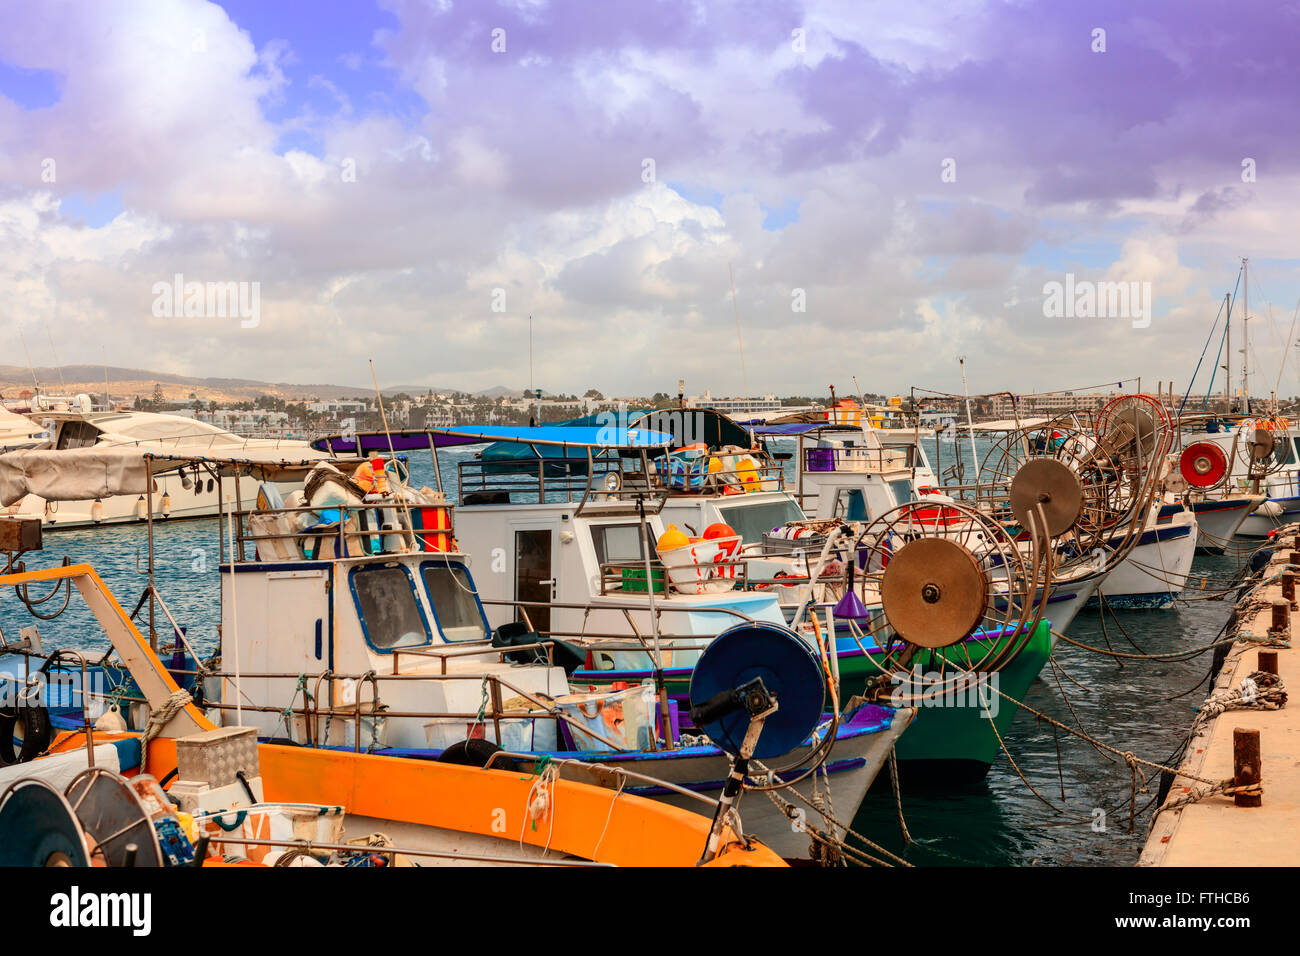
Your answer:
(140, 689), (193, 765)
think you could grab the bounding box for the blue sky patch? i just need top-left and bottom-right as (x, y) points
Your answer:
(0, 62), (61, 109)
(58, 192), (124, 228)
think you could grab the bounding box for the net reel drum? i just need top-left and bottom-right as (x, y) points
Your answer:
(972, 417), (1136, 570)
(1232, 418), (1289, 486)
(851, 499), (1047, 707)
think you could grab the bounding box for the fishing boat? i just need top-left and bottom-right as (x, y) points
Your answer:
(1, 433), (911, 861)
(0, 554), (783, 866)
(1176, 416), (1299, 539)
(947, 400), (1198, 609)
(312, 418), (1078, 784)
(766, 413), (1103, 633)
(1171, 260), (1298, 541)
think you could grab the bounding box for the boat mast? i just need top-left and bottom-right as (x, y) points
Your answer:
(959, 357), (981, 484)
(1224, 292), (1231, 412)
(729, 263), (750, 409)
(1242, 257), (1250, 415)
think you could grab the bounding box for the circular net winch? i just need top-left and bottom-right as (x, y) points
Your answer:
(839, 498), (1053, 707)
(966, 396), (1174, 573)
(1229, 416), (1290, 480)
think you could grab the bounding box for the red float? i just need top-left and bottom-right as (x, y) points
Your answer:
(1179, 441), (1228, 488)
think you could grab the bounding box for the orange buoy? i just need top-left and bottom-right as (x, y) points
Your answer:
(703, 522), (736, 540)
(657, 524), (690, 551)
(354, 457), (392, 494)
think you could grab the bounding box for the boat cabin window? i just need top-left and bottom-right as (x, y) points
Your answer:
(349, 565), (430, 651)
(717, 497), (803, 544)
(887, 478), (914, 506)
(591, 523), (647, 565)
(832, 489), (870, 521)
(55, 420), (101, 450)
(1273, 436), (1298, 467)
(421, 564), (489, 643)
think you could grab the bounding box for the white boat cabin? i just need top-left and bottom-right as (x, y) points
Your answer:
(219, 506), (568, 753)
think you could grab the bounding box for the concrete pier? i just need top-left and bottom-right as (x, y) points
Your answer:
(1140, 528), (1299, 866)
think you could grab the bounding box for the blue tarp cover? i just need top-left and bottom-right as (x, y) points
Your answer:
(311, 424), (673, 455)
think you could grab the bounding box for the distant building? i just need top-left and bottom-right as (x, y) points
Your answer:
(688, 390), (782, 415)
(990, 392), (1111, 418)
(174, 407), (292, 437)
(307, 400), (368, 416)
(989, 391), (1229, 419)
(420, 406), (455, 429)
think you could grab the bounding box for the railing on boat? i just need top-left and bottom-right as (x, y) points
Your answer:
(455, 446), (785, 513)
(592, 558), (831, 599)
(801, 445), (910, 475)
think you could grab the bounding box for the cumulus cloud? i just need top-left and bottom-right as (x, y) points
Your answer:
(0, 0), (1297, 398)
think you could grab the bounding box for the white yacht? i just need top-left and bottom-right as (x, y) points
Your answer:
(0, 408), (42, 451)
(0, 409), (329, 527)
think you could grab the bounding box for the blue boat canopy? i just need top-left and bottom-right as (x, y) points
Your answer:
(481, 408), (754, 465)
(748, 423), (828, 436)
(311, 424), (673, 456)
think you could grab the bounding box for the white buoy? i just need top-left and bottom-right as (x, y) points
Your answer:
(95, 704), (128, 732)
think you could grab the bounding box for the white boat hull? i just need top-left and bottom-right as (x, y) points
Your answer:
(1188, 496), (1264, 551)
(1092, 511), (1198, 609)
(4, 472), (293, 529)
(1237, 494), (1300, 538)
(639, 706), (913, 859)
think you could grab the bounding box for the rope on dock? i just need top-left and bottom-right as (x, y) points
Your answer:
(1151, 779), (1262, 821)
(1191, 670), (1287, 729)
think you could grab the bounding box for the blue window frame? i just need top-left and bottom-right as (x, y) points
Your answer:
(348, 563), (431, 652)
(419, 560), (491, 643)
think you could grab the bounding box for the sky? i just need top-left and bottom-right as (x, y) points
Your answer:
(1, 0), (1299, 400)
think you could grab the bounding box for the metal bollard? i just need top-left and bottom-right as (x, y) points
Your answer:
(1232, 728), (1262, 808)
(1270, 600), (1289, 637)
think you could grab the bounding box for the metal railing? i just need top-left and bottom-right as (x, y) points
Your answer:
(592, 557), (825, 598)
(456, 447), (786, 510)
(229, 502), (429, 563)
(183, 666), (636, 753)
(801, 445), (910, 474)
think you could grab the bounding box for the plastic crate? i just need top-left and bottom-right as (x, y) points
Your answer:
(621, 565), (667, 593)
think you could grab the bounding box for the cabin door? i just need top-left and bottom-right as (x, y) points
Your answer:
(513, 528), (555, 636)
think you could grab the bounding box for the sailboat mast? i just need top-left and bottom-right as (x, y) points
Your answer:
(1224, 292), (1231, 411)
(1242, 257), (1250, 414)
(959, 357), (981, 483)
(728, 263), (750, 408)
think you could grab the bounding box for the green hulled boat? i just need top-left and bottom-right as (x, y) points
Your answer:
(570, 617), (1054, 783)
(834, 618), (1054, 782)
